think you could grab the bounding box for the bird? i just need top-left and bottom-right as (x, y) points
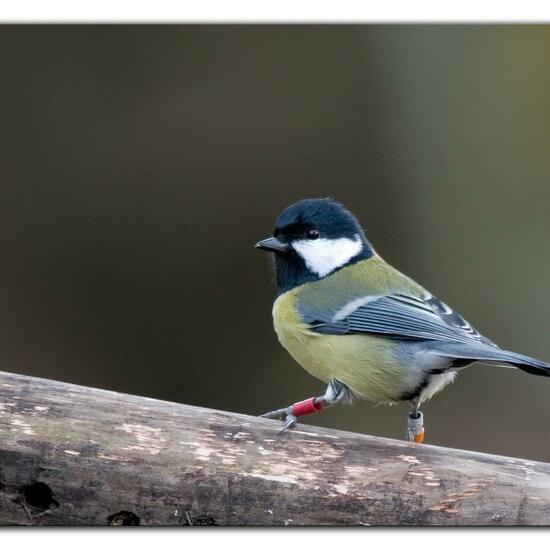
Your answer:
(255, 197), (550, 443)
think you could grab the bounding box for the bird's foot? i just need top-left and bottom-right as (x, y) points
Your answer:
(260, 379), (351, 434)
(261, 398), (322, 434)
(407, 410), (424, 443)
(261, 407), (297, 434)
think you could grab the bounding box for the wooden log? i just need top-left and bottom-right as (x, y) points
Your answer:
(0, 370), (549, 526)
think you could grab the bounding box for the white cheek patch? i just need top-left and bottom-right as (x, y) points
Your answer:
(292, 234), (363, 278)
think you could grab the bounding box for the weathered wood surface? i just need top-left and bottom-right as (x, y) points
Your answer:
(0, 370), (549, 526)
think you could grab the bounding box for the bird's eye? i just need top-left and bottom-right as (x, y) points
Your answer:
(305, 228), (320, 240)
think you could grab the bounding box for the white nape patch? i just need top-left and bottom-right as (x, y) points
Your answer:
(332, 295), (381, 322)
(292, 234), (363, 278)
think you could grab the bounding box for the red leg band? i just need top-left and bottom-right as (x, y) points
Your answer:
(291, 397), (323, 417)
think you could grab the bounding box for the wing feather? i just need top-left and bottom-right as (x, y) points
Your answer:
(309, 293), (497, 347)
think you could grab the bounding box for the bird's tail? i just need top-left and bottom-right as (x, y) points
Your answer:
(429, 342), (550, 377)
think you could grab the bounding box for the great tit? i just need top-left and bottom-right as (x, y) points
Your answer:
(256, 198), (550, 442)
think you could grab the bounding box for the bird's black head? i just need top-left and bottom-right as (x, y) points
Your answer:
(256, 198), (373, 293)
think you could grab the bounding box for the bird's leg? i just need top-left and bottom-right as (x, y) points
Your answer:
(261, 379), (351, 434)
(407, 399), (424, 443)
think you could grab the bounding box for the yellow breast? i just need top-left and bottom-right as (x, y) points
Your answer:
(272, 288), (417, 403)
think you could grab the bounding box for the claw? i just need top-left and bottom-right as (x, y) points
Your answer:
(260, 407), (290, 421)
(260, 406), (298, 434)
(278, 413), (297, 434)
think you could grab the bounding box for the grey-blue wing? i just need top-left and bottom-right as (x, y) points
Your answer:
(305, 293), (550, 376)
(308, 293), (496, 346)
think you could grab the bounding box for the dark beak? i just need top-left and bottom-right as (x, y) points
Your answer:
(255, 236), (289, 253)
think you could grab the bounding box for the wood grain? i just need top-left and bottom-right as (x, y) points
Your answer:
(0, 370), (549, 525)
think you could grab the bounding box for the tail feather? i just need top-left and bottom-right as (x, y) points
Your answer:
(428, 342), (550, 377)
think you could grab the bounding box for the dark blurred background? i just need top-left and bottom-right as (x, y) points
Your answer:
(1, 25), (549, 460)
